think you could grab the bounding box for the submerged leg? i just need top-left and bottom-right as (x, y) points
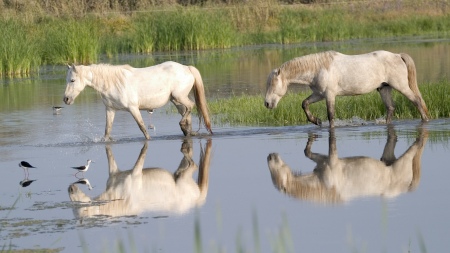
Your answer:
(302, 93), (324, 126)
(104, 108), (116, 141)
(378, 85), (395, 123)
(129, 107), (150, 140)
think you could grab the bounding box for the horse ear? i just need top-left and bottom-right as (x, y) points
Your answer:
(276, 68), (281, 76)
(71, 64), (77, 73)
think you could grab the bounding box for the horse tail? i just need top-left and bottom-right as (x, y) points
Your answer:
(188, 66), (213, 135)
(197, 139), (212, 204)
(409, 127), (428, 191)
(400, 53), (429, 118)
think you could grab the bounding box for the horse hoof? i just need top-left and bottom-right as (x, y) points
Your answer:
(316, 119), (322, 127)
(102, 136), (113, 142)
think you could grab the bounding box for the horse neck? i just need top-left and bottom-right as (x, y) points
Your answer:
(83, 65), (124, 94)
(282, 51), (335, 85)
(288, 174), (341, 204)
(78, 66), (103, 92)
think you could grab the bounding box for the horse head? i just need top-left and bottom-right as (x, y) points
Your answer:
(63, 64), (88, 105)
(267, 152), (341, 204)
(68, 184), (92, 202)
(267, 153), (291, 192)
(264, 68), (287, 109)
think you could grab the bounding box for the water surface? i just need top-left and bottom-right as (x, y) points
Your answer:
(1, 38), (450, 252)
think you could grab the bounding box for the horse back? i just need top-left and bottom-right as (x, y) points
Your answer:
(329, 51), (405, 95)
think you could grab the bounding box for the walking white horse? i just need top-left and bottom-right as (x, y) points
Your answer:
(63, 62), (213, 140)
(264, 50), (429, 127)
(68, 139), (212, 218)
(267, 126), (428, 204)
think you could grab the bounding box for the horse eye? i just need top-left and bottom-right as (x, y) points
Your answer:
(70, 79), (75, 83)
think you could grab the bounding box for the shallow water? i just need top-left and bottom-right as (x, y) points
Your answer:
(1, 38), (450, 252)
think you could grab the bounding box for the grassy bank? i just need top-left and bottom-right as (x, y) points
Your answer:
(207, 81), (450, 126)
(0, 0), (449, 76)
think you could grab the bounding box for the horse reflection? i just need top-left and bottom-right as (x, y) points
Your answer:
(267, 126), (428, 204)
(68, 139), (212, 217)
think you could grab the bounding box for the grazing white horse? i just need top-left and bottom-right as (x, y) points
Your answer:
(63, 62), (213, 140)
(267, 126), (428, 204)
(264, 50), (429, 127)
(68, 139), (212, 218)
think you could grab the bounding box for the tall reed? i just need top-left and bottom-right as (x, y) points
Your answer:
(0, 20), (41, 77)
(144, 8), (236, 51)
(41, 18), (100, 64)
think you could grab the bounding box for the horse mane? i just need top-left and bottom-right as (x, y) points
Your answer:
(84, 64), (133, 91)
(280, 51), (337, 77)
(285, 174), (343, 204)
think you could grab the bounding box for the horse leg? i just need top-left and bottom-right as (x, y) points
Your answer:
(304, 134), (328, 164)
(171, 96), (195, 136)
(325, 96), (336, 128)
(380, 124), (397, 166)
(128, 107), (150, 140)
(174, 139), (195, 180)
(394, 87), (429, 121)
(104, 108), (116, 141)
(302, 93), (324, 126)
(105, 144), (120, 175)
(377, 85), (395, 123)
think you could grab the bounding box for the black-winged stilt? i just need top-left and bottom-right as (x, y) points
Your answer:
(19, 161), (36, 169)
(19, 161), (36, 177)
(72, 159), (93, 177)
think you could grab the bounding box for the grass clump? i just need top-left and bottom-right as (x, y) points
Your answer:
(208, 81), (450, 127)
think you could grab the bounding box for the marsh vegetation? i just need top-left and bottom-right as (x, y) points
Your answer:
(1, 0), (449, 76)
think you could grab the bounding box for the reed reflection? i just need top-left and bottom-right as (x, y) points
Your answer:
(68, 139), (212, 218)
(267, 126), (428, 204)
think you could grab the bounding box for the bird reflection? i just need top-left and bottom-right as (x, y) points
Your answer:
(267, 125), (428, 204)
(71, 178), (93, 190)
(68, 139), (212, 218)
(20, 178), (36, 188)
(53, 106), (63, 115)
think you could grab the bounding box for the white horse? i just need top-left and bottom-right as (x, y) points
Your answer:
(63, 62), (213, 140)
(267, 126), (428, 204)
(68, 139), (212, 218)
(264, 50), (429, 127)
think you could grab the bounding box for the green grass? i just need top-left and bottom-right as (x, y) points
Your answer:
(208, 81), (450, 126)
(1, 0), (449, 76)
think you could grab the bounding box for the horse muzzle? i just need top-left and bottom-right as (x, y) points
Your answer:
(63, 96), (73, 105)
(264, 101), (276, 109)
